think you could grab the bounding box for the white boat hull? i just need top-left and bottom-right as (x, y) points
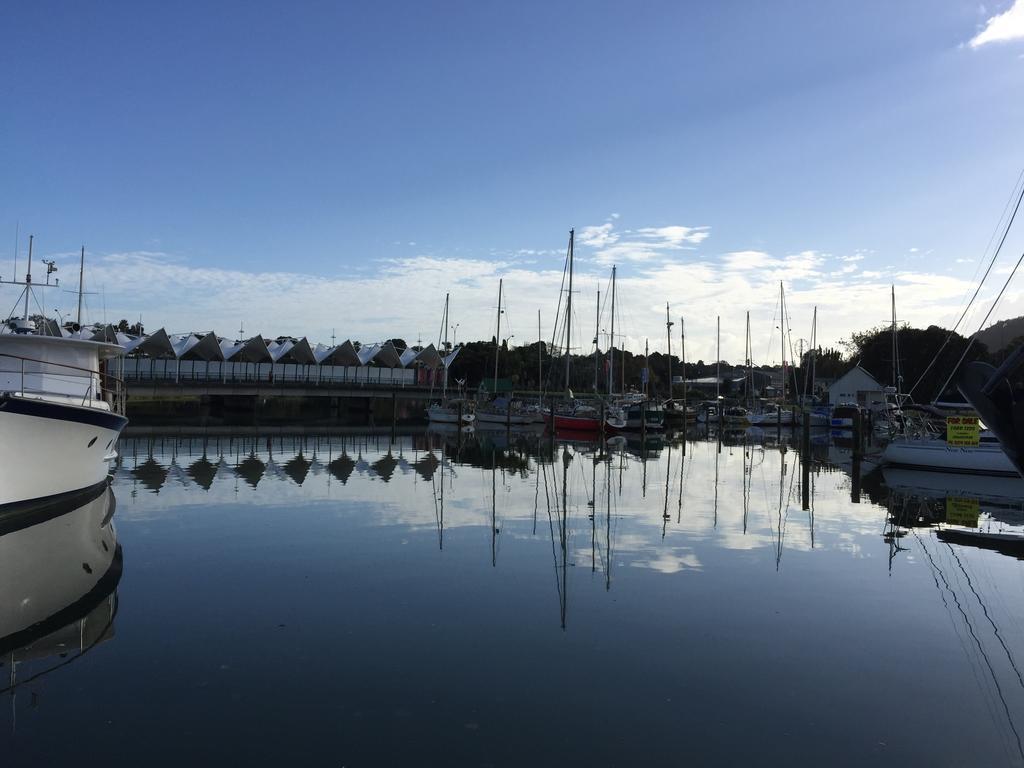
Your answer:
(426, 405), (474, 425)
(0, 396), (127, 507)
(748, 411), (794, 426)
(474, 410), (536, 426)
(881, 438), (1019, 476)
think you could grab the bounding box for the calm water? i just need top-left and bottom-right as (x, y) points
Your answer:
(4, 427), (1024, 766)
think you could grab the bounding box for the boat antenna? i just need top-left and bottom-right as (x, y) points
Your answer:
(23, 234), (34, 321)
(77, 245), (85, 327)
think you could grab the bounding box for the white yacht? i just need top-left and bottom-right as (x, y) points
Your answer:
(881, 432), (1018, 476)
(426, 402), (475, 426)
(1, 247), (128, 507)
(0, 329), (128, 507)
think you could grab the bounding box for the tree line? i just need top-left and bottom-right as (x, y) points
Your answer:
(100, 317), (1007, 403)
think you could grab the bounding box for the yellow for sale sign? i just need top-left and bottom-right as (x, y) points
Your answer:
(946, 497), (980, 527)
(947, 416), (980, 447)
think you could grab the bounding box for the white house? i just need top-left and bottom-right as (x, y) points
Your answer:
(828, 365), (885, 410)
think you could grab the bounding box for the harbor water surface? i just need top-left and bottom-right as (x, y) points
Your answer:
(4, 428), (1024, 766)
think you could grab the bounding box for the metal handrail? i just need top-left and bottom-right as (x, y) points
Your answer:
(0, 351), (126, 414)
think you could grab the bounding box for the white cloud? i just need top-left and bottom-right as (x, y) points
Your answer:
(635, 225), (710, 247)
(577, 223), (618, 248)
(11, 222), (1019, 365)
(970, 0), (1024, 47)
(583, 219), (711, 266)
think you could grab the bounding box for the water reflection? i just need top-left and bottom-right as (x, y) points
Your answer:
(61, 426), (1024, 765)
(0, 484), (121, 725)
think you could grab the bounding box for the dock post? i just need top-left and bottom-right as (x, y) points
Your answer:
(457, 400), (464, 448)
(391, 390), (397, 441)
(549, 395), (556, 438)
(851, 450), (861, 504)
(802, 448), (811, 511)
(801, 412), (811, 510)
(853, 410), (863, 458)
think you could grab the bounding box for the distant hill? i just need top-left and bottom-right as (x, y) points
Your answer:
(974, 316), (1024, 353)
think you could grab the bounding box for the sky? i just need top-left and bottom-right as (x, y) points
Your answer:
(2, 0), (1024, 364)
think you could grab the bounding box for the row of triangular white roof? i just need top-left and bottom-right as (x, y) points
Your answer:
(57, 323), (459, 369)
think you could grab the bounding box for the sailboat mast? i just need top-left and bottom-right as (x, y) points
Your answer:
(811, 306), (817, 400)
(666, 303), (673, 403)
(594, 289), (600, 393)
(891, 284), (897, 392)
(442, 292), (450, 399)
(564, 229), (574, 390)
(716, 316), (720, 404)
(644, 339), (650, 398)
(780, 282), (786, 404)
(77, 246), (85, 328)
(537, 309), (542, 392)
(608, 265), (616, 395)
(494, 279), (503, 390)
(746, 310), (752, 409)
(681, 317), (687, 414)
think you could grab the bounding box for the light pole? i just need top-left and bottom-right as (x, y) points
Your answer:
(451, 323), (459, 350)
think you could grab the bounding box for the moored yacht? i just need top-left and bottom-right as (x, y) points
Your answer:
(426, 401), (475, 425)
(1, 329), (128, 507)
(1, 245), (128, 507)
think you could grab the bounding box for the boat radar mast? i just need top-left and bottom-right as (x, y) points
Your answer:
(1, 235), (63, 334)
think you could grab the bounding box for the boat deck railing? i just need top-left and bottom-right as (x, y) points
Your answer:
(0, 352), (126, 414)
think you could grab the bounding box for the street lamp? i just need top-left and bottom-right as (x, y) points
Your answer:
(451, 323), (459, 349)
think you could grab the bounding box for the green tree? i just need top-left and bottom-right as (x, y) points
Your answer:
(842, 324), (988, 401)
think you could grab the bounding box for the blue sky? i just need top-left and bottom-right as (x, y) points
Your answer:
(2, 1), (1024, 362)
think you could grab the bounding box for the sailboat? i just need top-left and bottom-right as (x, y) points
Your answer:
(426, 293), (474, 426)
(793, 305), (830, 427)
(548, 230), (602, 431)
(663, 314), (696, 425)
(475, 279), (535, 428)
(1, 237), (129, 507)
